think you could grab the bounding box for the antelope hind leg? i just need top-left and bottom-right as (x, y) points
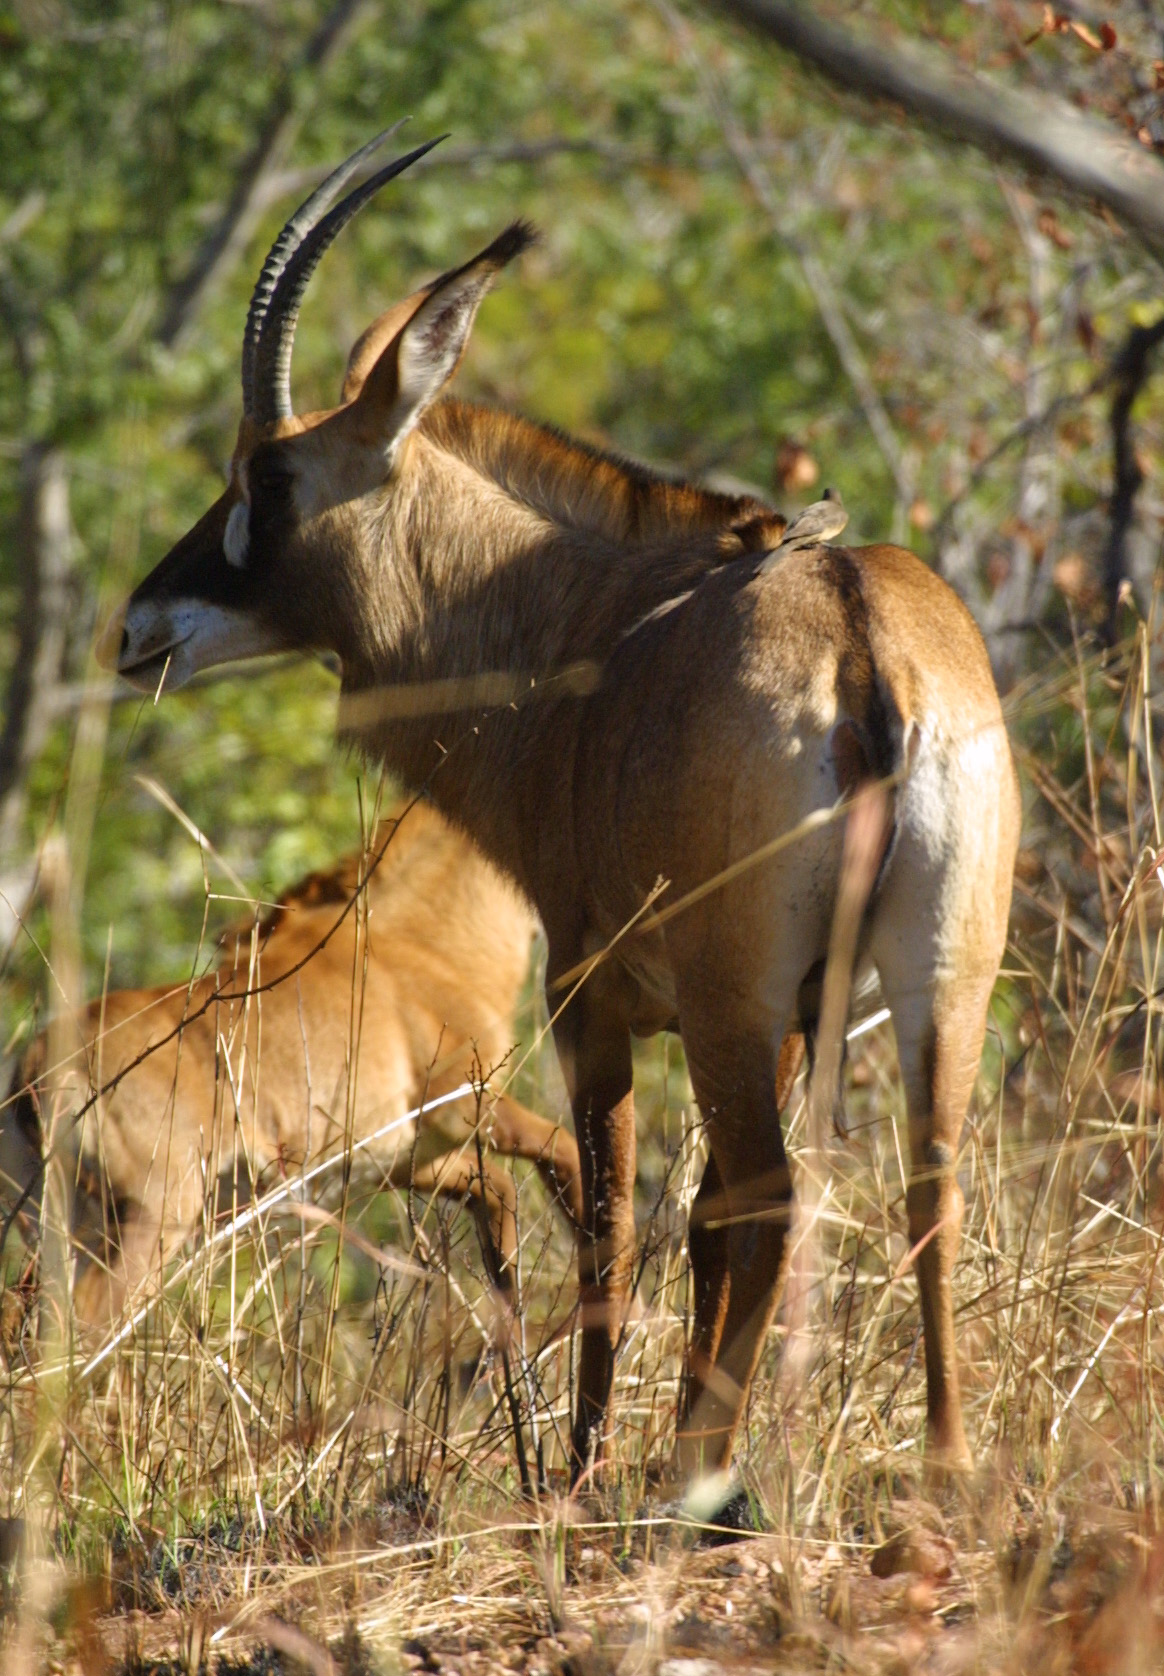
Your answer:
(680, 1031), (805, 1469)
(876, 966), (1001, 1479)
(673, 1011), (795, 1486)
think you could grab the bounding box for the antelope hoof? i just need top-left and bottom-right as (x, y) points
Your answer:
(923, 1437), (974, 1492)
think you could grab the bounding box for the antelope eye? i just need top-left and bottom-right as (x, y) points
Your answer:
(248, 449), (294, 497)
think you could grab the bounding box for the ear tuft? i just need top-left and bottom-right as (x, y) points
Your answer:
(353, 218), (538, 450)
(480, 220), (538, 270)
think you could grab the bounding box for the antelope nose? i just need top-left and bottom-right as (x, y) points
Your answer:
(95, 602), (127, 671)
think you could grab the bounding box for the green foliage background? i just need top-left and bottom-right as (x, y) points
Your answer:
(0, 0), (1160, 1044)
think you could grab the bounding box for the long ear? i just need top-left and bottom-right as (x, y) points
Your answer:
(351, 221), (535, 452)
(341, 293), (427, 404)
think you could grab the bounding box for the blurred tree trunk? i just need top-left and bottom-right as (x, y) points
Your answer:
(971, 191), (1062, 684)
(0, 445), (72, 866)
(1, 0), (372, 916)
(1102, 316), (1164, 641)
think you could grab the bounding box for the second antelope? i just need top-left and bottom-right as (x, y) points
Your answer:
(2, 801), (582, 1330)
(103, 132), (1020, 1489)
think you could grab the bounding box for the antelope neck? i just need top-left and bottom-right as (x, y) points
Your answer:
(336, 415), (732, 897)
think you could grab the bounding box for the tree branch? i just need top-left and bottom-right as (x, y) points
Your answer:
(653, 0), (914, 527)
(705, 0), (1164, 262)
(930, 374), (1107, 556)
(156, 0), (370, 350)
(250, 136), (636, 210)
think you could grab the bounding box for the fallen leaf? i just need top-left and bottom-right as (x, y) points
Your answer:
(1068, 19), (1106, 48)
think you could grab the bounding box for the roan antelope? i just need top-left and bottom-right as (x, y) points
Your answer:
(1, 800), (583, 1330)
(101, 132), (1020, 1488)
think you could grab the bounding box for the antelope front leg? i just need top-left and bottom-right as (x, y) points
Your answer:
(550, 973), (635, 1485)
(885, 976), (999, 1478)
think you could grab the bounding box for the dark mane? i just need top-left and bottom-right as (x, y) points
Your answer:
(423, 399), (785, 550)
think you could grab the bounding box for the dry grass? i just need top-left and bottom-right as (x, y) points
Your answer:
(2, 604), (1163, 1676)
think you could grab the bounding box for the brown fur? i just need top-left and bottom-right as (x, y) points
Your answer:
(106, 212), (1020, 1488)
(1, 802), (582, 1330)
(422, 402), (785, 551)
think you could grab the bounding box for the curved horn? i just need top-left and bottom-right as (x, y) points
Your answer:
(241, 124), (407, 417)
(250, 134), (446, 426)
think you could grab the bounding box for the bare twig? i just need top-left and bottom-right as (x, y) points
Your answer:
(654, 0), (914, 526)
(251, 136), (636, 211)
(930, 374), (1107, 555)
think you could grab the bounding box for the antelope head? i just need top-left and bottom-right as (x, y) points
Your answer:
(100, 130), (533, 691)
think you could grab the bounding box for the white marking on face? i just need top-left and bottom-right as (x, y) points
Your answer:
(224, 501), (250, 568)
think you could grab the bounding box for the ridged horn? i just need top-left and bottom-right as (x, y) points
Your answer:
(248, 133), (446, 425)
(242, 124), (406, 417)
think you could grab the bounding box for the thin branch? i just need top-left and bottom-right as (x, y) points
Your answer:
(654, 0), (914, 522)
(250, 136), (636, 211)
(705, 0), (1164, 262)
(0, 192), (45, 248)
(930, 374), (1108, 555)
(156, 0), (371, 349)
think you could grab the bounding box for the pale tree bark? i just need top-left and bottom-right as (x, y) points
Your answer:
(704, 0), (1164, 261)
(942, 187), (1065, 681)
(0, 448), (71, 956)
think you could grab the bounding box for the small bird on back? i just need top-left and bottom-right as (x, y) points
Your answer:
(776, 487), (848, 551)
